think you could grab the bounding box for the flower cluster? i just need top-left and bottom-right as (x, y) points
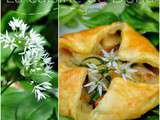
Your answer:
(84, 64), (107, 96)
(115, 63), (137, 81)
(102, 49), (119, 68)
(0, 31), (17, 50)
(32, 82), (52, 101)
(84, 49), (137, 96)
(102, 49), (137, 80)
(0, 18), (53, 101)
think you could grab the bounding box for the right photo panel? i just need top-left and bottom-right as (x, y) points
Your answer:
(59, 0), (159, 120)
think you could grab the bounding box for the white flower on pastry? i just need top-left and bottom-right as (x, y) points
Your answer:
(84, 65), (107, 96)
(87, 63), (98, 73)
(115, 63), (137, 81)
(101, 49), (119, 68)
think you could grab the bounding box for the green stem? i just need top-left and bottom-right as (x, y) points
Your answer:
(2, 47), (17, 67)
(1, 80), (16, 94)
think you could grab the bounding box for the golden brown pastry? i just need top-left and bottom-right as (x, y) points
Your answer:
(59, 22), (159, 120)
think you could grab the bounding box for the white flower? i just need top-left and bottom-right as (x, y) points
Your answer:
(19, 26), (52, 75)
(84, 71), (107, 96)
(115, 63), (137, 81)
(23, 39), (36, 53)
(20, 22), (28, 33)
(32, 82), (52, 101)
(22, 30), (44, 54)
(87, 63), (98, 73)
(9, 17), (28, 32)
(29, 29), (40, 40)
(28, 29), (45, 47)
(9, 18), (23, 30)
(42, 52), (53, 65)
(45, 65), (52, 74)
(1, 18), (52, 74)
(39, 82), (52, 90)
(22, 48), (45, 69)
(0, 31), (17, 50)
(9, 18), (28, 39)
(84, 78), (106, 96)
(1, 17), (54, 101)
(102, 49), (119, 68)
(22, 50), (34, 69)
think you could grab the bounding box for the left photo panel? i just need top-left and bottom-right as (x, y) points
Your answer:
(1, 0), (58, 120)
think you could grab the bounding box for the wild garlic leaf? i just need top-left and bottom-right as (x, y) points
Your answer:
(101, 0), (126, 16)
(1, 44), (12, 63)
(52, 98), (58, 118)
(138, 3), (158, 22)
(144, 33), (159, 46)
(17, 0), (54, 23)
(12, 52), (23, 68)
(32, 25), (45, 33)
(80, 12), (118, 28)
(120, 6), (158, 34)
(1, 88), (28, 120)
(16, 93), (54, 120)
(30, 73), (52, 83)
(59, 5), (78, 25)
(20, 80), (33, 91)
(1, 11), (21, 33)
(48, 1), (58, 20)
(59, 5), (77, 18)
(50, 71), (58, 87)
(85, 3), (107, 17)
(140, 0), (159, 8)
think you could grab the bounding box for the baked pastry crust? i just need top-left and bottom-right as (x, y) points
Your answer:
(59, 22), (159, 120)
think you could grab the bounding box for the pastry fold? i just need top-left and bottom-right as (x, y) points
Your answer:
(59, 22), (159, 120)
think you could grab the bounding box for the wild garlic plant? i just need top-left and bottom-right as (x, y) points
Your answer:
(0, 18), (54, 101)
(82, 49), (137, 97)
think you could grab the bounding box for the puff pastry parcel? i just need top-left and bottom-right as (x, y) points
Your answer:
(59, 22), (159, 120)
